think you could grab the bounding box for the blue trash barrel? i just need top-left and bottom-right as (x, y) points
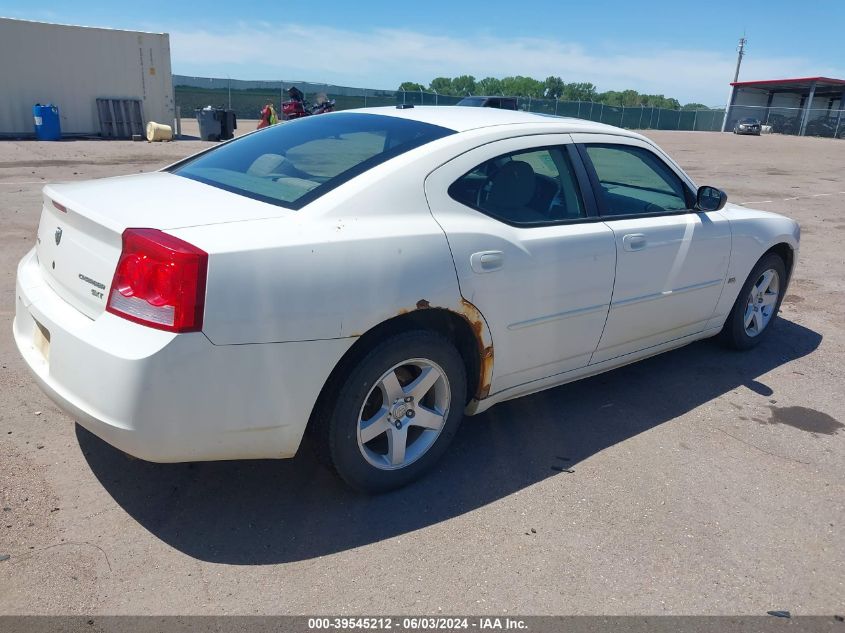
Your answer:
(33, 104), (62, 141)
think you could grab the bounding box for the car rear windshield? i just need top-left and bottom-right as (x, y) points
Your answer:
(171, 113), (455, 209)
(457, 97), (486, 107)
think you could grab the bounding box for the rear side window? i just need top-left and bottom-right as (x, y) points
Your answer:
(584, 144), (689, 216)
(448, 146), (585, 226)
(171, 113), (454, 210)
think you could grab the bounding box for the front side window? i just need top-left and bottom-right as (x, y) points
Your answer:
(448, 146), (585, 225)
(171, 113), (454, 210)
(584, 144), (689, 216)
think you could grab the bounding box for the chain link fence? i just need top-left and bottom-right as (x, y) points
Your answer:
(174, 75), (845, 138)
(174, 75), (728, 132)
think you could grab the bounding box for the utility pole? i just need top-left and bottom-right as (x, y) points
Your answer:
(722, 36), (747, 132)
(733, 36), (747, 83)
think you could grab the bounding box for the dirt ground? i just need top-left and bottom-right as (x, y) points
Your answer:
(0, 120), (843, 615)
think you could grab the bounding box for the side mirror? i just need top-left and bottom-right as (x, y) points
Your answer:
(696, 186), (728, 212)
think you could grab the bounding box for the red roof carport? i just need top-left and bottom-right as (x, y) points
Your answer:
(723, 77), (845, 136)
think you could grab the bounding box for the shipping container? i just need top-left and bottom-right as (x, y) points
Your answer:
(0, 18), (174, 137)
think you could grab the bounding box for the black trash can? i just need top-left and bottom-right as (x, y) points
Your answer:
(219, 109), (237, 140)
(195, 107), (222, 141)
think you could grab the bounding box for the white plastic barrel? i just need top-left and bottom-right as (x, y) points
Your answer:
(146, 121), (173, 142)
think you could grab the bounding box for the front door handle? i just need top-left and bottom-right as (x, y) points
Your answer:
(470, 251), (504, 273)
(622, 233), (647, 251)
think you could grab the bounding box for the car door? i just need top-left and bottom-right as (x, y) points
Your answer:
(570, 134), (732, 364)
(425, 134), (617, 394)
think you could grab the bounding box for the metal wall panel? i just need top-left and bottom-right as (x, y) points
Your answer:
(0, 18), (174, 136)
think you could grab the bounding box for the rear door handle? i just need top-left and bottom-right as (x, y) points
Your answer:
(622, 233), (647, 251)
(470, 251), (504, 273)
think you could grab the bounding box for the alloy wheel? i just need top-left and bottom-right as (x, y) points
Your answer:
(357, 358), (451, 470)
(743, 268), (780, 337)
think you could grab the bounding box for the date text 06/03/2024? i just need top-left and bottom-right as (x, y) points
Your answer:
(306, 617), (528, 630)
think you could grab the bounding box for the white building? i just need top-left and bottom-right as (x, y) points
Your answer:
(0, 17), (174, 137)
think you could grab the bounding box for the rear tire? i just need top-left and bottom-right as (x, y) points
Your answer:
(314, 330), (466, 493)
(720, 252), (786, 350)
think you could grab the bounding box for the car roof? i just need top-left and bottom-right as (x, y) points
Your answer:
(347, 105), (642, 137)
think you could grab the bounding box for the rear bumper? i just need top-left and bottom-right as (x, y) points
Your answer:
(14, 248), (354, 462)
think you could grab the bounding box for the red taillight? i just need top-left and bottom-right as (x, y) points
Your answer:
(106, 228), (208, 333)
(52, 200), (67, 213)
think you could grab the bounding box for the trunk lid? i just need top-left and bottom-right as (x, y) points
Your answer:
(36, 172), (291, 319)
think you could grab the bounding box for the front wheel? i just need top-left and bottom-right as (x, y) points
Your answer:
(315, 331), (467, 493)
(720, 252), (786, 350)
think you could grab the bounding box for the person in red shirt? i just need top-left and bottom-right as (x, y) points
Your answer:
(257, 102), (277, 129)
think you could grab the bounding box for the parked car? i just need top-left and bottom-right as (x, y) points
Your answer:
(734, 117), (762, 135)
(804, 117), (845, 139)
(14, 106), (799, 492)
(457, 96), (518, 110)
(765, 113), (798, 135)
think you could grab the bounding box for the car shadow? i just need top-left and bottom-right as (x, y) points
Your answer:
(78, 319), (821, 564)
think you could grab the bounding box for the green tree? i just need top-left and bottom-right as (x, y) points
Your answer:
(641, 94), (681, 109)
(500, 76), (544, 98)
(597, 90), (622, 106)
(621, 89), (641, 107)
(406, 74), (696, 109)
(452, 75), (477, 96)
(428, 77), (454, 95)
(499, 76), (520, 96)
(640, 94), (659, 107)
(476, 77), (503, 95)
(562, 82), (597, 101)
(543, 76), (565, 99)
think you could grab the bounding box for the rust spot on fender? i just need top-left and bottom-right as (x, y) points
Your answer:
(394, 298), (494, 401)
(458, 298), (494, 400)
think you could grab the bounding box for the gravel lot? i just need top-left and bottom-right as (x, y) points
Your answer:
(0, 121), (843, 615)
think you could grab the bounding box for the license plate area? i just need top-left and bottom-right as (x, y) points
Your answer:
(33, 319), (51, 362)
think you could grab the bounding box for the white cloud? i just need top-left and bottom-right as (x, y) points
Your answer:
(169, 23), (845, 105)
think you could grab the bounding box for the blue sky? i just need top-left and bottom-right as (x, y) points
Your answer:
(2, 0), (843, 105)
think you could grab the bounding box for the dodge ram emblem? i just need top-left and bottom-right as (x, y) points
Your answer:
(55, 227), (62, 246)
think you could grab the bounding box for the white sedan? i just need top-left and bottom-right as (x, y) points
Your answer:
(14, 106), (800, 492)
